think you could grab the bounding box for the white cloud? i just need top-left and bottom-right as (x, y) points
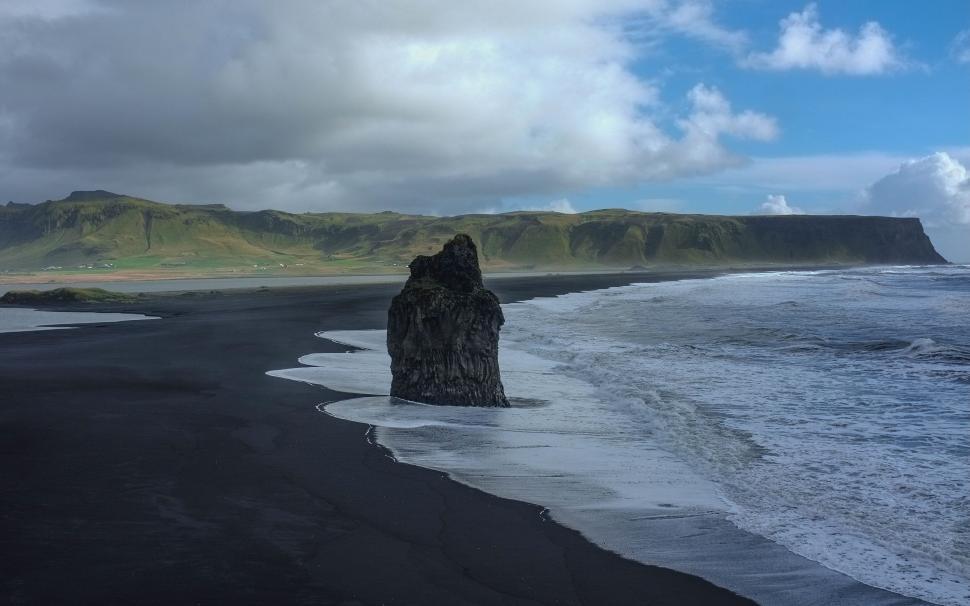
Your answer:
(865, 152), (970, 226)
(951, 29), (970, 64)
(0, 0), (775, 213)
(865, 152), (970, 262)
(615, 1), (746, 53)
(661, 1), (747, 51)
(518, 198), (579, 214)
(943, 146), (970, 167)
(660, 84), (778, 177)
(745, 4), (904, 75)
(758, 194), (804, 215)
(691, 151), (914, 194)
(682, 84), (779, 140)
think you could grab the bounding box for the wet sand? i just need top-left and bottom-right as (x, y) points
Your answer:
(0, 272), (754, 605)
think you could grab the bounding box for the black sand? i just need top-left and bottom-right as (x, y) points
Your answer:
(0, 272), (755, 605)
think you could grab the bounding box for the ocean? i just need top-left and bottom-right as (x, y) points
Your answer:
(0, 307), (157, 333)
(269, 266), (970, 606)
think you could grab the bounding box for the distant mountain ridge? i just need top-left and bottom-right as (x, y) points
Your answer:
(0, 190), (947, 273)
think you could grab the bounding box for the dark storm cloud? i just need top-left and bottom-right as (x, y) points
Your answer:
(0, 0), (772, 212)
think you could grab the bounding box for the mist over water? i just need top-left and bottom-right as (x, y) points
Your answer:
(270, 266), (970, 606)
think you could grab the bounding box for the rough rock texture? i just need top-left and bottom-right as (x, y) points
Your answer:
(387, 234), (509, 407)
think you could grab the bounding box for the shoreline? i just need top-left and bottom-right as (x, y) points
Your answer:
(0, 261), (891, 296)
(0, 269), (637, 296)
(0, 271), (756, 605)
(276, 276), (932, 606)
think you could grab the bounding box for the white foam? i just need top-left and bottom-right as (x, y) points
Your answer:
(496, 270), (969, 605)
(279, 329), (727, 513)
(268, 267), (970, 605)
(315, 329), (388, 352)
(269, 332), (930, 604)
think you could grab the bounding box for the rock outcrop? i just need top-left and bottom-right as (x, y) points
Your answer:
(0, 287), (137, 305)
(387, 234), (509, 407)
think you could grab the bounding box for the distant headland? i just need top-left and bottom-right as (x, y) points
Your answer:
(0, 190), (947, 280)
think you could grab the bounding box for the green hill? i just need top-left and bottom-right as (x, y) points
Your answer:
(0, 190), (947, 276)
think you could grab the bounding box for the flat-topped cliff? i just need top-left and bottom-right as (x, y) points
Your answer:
(0, 192), (947, 272)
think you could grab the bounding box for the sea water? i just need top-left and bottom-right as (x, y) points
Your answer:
(0, 307), (157, 333)
(269, 266), (970, 606)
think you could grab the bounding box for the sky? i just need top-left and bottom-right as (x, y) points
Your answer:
(1, 0), (968, 259)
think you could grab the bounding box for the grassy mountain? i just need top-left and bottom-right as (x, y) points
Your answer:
(0, 190), (947, 276)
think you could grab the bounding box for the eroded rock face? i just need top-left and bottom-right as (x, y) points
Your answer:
(387, 234), (509, 407)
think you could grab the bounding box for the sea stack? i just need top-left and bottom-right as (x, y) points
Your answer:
(387, 234), (509, 407)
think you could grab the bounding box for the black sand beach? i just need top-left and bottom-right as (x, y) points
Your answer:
(0, 272), (754, 605)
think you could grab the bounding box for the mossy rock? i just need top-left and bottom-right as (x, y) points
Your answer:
(0, 287), (139, 305)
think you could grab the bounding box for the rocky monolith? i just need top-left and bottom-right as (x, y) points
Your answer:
(387, 234), (509, 407)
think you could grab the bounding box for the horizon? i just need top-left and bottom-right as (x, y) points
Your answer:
(15, 187), (957, 222)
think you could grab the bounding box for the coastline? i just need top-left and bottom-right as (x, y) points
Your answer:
(0, 261), (884, 295)
(0, 269), (640, 296)
(275, 273), (937, 606)
(0, 272), (756, 605)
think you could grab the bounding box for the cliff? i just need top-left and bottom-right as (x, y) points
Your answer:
(386, 234), (509, 407)
(0, 191), (948, 272)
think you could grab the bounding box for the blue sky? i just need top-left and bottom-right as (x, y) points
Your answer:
(1, 0), (968, 258)
(649, 2), (969, 152)
(554, 1), (970, 212)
